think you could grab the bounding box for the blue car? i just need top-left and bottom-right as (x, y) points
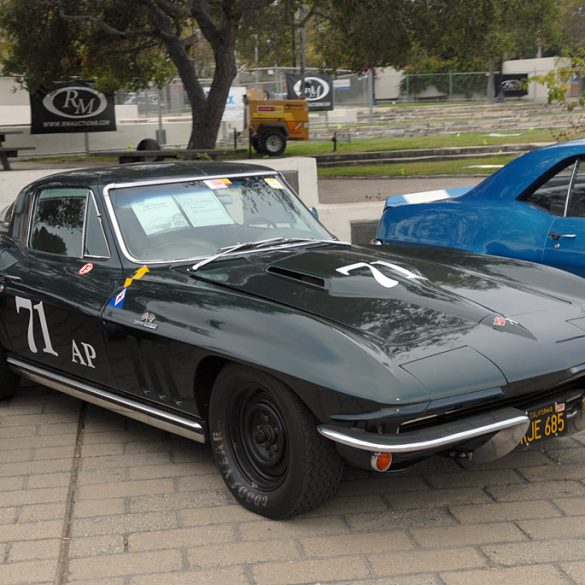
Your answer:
(375, 139), (585, 278)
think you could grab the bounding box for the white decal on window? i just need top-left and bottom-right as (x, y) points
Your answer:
(72, 340), (96, 368)
(15, 297), (59, 356)
(336, 261), (425, 289)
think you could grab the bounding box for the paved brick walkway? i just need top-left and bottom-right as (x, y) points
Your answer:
(2, 380), (585, 584)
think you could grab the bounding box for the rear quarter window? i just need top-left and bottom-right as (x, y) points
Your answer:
(30, 188), (87, 256)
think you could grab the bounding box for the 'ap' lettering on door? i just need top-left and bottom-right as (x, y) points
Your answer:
(72, 340), (96, 368)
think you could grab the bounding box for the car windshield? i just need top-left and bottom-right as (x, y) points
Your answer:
(107, 174), (333, 263)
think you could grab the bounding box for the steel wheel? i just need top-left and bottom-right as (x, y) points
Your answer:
(258, 131), (286, 156)
(230, 389), (288, 490)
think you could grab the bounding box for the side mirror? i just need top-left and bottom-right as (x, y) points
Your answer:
(310, 207), (319, 220)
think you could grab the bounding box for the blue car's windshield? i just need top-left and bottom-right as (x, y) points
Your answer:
(108, 174), (332, 263)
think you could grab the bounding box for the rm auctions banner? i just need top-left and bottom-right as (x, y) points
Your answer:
(30, 82), (117, 134)
(285, 73), (334, 111)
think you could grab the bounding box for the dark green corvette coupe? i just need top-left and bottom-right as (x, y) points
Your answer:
(1, 162), (585, 518)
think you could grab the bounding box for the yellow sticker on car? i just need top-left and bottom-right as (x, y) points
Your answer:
(124, 265), (150, 288)
(265, 177), (284, 189)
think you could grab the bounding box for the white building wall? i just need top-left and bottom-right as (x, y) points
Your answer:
(373, 68), (403, 101)
(502, 57), (567, 102)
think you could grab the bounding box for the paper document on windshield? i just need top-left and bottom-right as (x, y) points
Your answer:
(176, 191), (234, 227)
(131, 196), (188, 236)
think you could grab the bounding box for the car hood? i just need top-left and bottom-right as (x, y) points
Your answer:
(194, 243), (581, 354)
(140, 242), (585, 405)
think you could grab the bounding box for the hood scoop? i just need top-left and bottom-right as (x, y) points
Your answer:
(267, 265), (325, 289)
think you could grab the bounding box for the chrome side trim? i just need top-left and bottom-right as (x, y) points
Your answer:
(85, 188), (112, 259)
(318, 407), (529, 457)
(7, 357), (205, 443)
(563, 159), (579, 218)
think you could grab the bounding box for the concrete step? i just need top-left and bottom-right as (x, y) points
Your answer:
(314, 143), (544, 167)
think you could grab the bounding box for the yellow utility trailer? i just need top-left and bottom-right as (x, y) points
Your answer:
(247, 98), (309, 156)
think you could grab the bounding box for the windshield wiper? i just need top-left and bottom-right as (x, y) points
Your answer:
(191, 237), (349, 272)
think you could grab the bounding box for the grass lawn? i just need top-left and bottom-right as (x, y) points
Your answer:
(317, 154), (518, 177)
(26, 128), (554, 177)
(286, 128), (555, 157)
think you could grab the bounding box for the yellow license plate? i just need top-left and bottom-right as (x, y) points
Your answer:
(520, 402), (566, 446)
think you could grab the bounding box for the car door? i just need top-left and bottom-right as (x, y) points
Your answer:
(0, 185), (123, 387)
(542, 159), (585, 277)
(516, 158), (576, 267)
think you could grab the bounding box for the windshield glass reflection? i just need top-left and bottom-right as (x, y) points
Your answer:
(109, 174), (332, 262)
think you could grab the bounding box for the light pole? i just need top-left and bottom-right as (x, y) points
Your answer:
(299, 4), (306, 97)
(254, 34), (259, 88)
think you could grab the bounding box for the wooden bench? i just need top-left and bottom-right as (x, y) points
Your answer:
(92, 148), (246, 164)
(0, 146), (36, 171)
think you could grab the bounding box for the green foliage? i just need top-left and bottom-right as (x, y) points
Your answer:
(232, 0), (559, 83)
(407, 0), (561, 68)
(529, 50), (585, 141)
(0, 0), (173, 92)
(558, 0), (585, 53)
(237, 2), (295, 67)
(317, 0), (412, 70)
(530, 51), (585, 108)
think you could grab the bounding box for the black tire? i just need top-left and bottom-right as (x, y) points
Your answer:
(209, 365), (343, 519)
(250, 136), (265, 154)
(0, 346), (18, 400)
(257, 130), (286, 157)
(136, 138), (162, 162)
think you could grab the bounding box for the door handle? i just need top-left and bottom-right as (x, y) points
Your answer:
(549, 233), (577, 240)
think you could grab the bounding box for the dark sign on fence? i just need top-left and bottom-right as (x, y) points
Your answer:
(285, 73), (334, 111)
(494, 74), (528, 98)
(30, 82), (117, 134)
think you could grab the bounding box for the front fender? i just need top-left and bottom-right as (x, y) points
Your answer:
(102, 279), (430, 411)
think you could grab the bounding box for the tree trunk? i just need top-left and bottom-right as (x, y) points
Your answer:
(151, 6), (239, 150)
(163, 37), (236, 149)
(487, 59), (496, 103)
(188, 43), (237, 149)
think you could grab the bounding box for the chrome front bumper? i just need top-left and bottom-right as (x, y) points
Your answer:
(318, 407), (530, 464)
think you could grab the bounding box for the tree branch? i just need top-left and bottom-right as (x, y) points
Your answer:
(56, 0), (154, 38)
(190, 1), (223, 50)
(150, 0), (191, 19)
(181, 33), (198, 50)
(132, 0), (185, 41)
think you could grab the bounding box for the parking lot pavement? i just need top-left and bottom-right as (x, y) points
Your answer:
(2, 382), (585, 585)
(318, 177), (483, 205)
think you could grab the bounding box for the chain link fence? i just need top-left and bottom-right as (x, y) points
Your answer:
(115, 67), (372, 118)
(114, 67), (568, 120)
(399, 72), (490, 101)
